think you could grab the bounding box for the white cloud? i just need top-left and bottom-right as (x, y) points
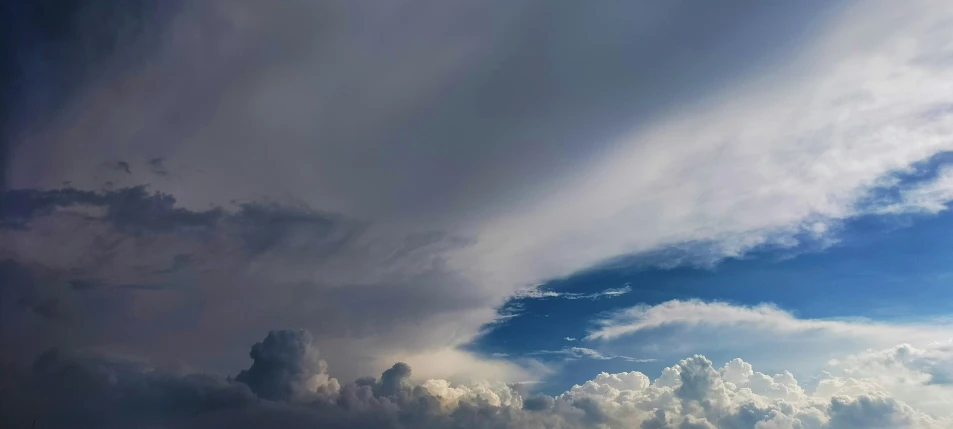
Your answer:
(587, 300), (953, 343)
(556, 347), (953, 427)
(876, 165), (953, 214)
(586, 299), (953, 417)
(818, 344), (953, 418)
(461, 0), (953, 292)
(514, 284), (633, 300)
(529, 347), (655, 363)
(601, 352), (949, 427)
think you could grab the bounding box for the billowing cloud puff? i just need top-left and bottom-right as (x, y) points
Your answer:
(233, 329), (339, 401)
(584, 300), (953, 418)
(2, 329), (950, 428)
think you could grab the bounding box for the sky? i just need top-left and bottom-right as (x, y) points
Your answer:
(4, 0), (953, 428)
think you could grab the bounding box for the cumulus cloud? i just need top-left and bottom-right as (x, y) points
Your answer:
(584, 299), (953, 413)
(233, 330), (339, 401)
(3, 329), (950, 428)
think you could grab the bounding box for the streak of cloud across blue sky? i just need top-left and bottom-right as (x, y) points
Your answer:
(4, 0), (953, 427)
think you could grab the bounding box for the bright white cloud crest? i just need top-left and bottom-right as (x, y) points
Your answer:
(587, 299), (953, 419)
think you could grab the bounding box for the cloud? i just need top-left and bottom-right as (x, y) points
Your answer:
(875, 165), (953, 214)
(460, 0), (953, 289)
(11, 0), (953, 297)
(148, 157), (169, 177)
(233, 330), (339, 402)
(514, 284), (633, 300)
(529, 347), (655, 363)
(587, 300), (953, 343)
(816, 344), (953, 418)
(585, 299), (953, 416)
(4, 329), (950, 428)
(0, 188), (516, 382)
(106, 161), (132, 174)
(0, 186), (223, 232)
(6, 0), (953, 397)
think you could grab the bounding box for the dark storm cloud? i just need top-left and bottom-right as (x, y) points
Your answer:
(0, 0), (855, 385)
(0, 186), (221, 231)
(31, 296), (62, 320)
(105, 160), (132, 174)
(522, 394), (555, 411)
(2, 328), (944, 428)
(154, 253), (193, 274)
(3, 347), (256, 428)
(3, 0), (836, 222)
(0, 186), (487, 380)
(0, 329), (601, 429)
(0, 186), (359, 342)
(149, 157), (169, 177)
(0, 186), (358, 243)
(232, 201), (361, 256)
(0, 0), (177, 189)
(68, 278), (99, 290)
(234, 330), (333, 402)
(374, 362), (412, 398)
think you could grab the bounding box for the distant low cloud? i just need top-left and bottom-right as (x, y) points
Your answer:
(2, 329), (950, 428)
(586, 299), (953, 418)
(233, 330), (339, 402)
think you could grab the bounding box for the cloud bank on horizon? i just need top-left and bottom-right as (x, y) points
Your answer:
(5, 0), (953, 427)
(4, 328), (953, 428)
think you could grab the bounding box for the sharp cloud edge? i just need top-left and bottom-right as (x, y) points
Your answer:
(3, 329), (951, 428)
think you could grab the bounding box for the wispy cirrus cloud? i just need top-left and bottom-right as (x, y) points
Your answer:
(587, 299), (953, 343)
(513, 285), (632, 301)
(528, 347), (655, 363)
